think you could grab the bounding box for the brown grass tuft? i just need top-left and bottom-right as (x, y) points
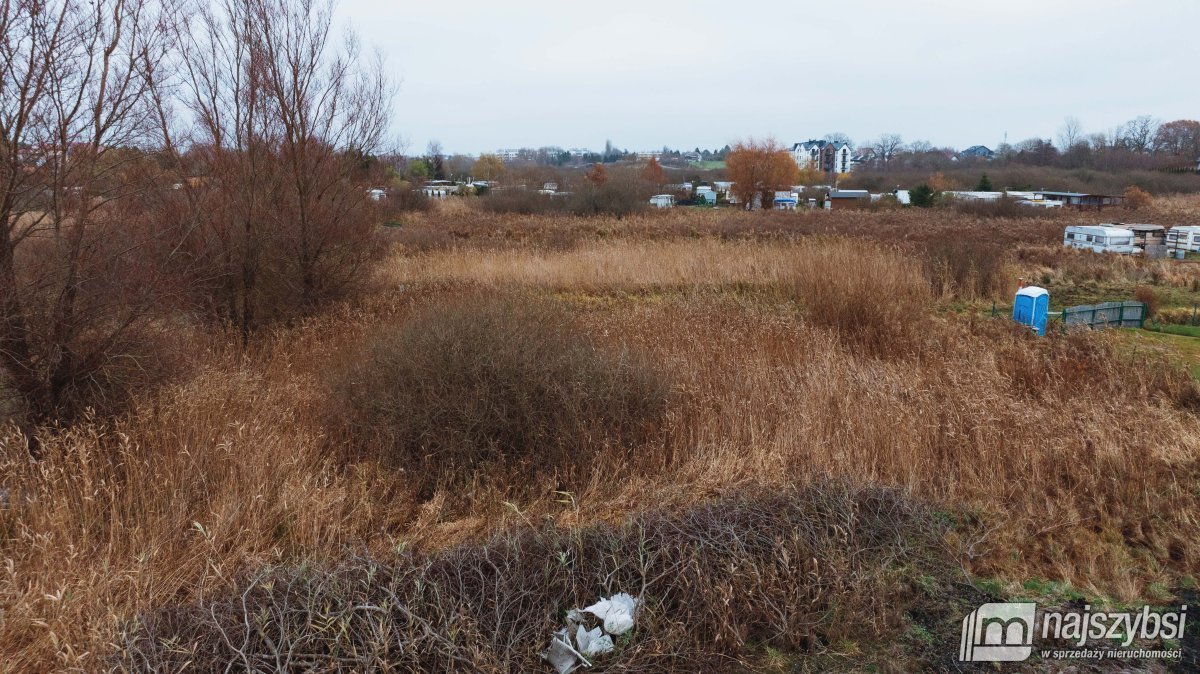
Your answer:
(325, 294), (672, 492)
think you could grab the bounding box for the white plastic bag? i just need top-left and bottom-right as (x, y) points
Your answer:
(575, 624), (614, 657)
(542, 592), (640, 672)
(582, 592), (640, 635)
(540, 627), (590, 674)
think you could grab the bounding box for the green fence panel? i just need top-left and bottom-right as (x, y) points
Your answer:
(1062, 301), (1146, 330)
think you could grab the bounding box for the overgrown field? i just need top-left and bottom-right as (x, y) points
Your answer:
(3, 201), (1200, 671)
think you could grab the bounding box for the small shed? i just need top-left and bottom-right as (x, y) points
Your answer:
(649, 194), (675, 209)
(1012, 286), (1049, 336)
(1113, 223), (1165, 248)
(1035, 191), (1123, 210)
(824, 189), (870, 210)
(695, 187), (718, 204)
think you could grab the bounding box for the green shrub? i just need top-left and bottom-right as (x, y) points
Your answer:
(910, 183), (936, 208)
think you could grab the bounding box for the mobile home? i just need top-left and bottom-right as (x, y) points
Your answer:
(648, 194), (675, 209)
(1063, 225), (1141, 255)
(1038, 191), (1124, 210)
(1166, 226), (1200, 253)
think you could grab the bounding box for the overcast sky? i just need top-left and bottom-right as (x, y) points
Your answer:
(336, 0), (1199, 156)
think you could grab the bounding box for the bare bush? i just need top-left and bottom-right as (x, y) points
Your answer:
(478, 171), (650, 218)
(326, 296), (671, 488)
(1123, 185), (1153, 210)
(1134, 286), (1161, 318)
(952, 195), (1045, 219)
(383, 184), (433, 216)
(567, 173), (651, 217)
(477, 189), (569, 215)
(118, 481), (960, 672)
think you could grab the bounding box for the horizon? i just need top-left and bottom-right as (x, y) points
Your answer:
(337, 0), (1200, 156)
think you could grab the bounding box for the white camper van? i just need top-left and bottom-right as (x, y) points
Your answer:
(1166, 226), (1200, 253)
(1063, 225), (1141, 255)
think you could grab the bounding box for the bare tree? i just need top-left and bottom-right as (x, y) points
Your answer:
(0, 0), (181, 429)
(822, 132), (852, 147)
(1057, 116), (1083, 151)
(1118, 116), (1159, 153)
(254, 0), (391, 310)
(1153, 119), (1200, 157)
(426, 140), (445, 179)
(870, 134), (904, 171)
(161, 0), (393, 335)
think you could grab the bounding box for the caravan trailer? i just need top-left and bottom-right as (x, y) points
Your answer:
(1063, 225), (1141, 255)
(1166, 226), (1200, 253)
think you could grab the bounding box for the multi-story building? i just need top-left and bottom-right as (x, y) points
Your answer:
(791, 140), (853, 174)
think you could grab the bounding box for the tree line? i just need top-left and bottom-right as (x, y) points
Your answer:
(850, 116), (1200, 174)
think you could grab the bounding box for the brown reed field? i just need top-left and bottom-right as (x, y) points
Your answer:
(3, 200), (1200, 671)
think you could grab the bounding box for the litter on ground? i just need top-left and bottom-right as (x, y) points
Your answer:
(541, 593), (641, 673)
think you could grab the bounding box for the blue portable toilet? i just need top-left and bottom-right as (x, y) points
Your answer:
(1012, 286), (1049, 336)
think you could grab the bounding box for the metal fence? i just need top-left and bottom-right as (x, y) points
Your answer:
(1061, 301), (1146, 329)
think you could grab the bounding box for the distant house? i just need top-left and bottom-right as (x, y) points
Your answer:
(792, 140), (853, 174)
(1036, 191), (1123, 210)
(850, 148), (875, 171)
(824, 188), (870, 210)
(959, 145), (995, 160)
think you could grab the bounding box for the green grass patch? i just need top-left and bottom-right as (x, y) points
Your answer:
(1117, 328), (1200, 379)
(1145, 322), (1200, 338)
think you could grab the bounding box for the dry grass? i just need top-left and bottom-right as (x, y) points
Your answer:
(3, 207), (1200, 671)
(383, 200), (1074, 254)
(383, 238), (852, 290)
(119, 481), (962, 672)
